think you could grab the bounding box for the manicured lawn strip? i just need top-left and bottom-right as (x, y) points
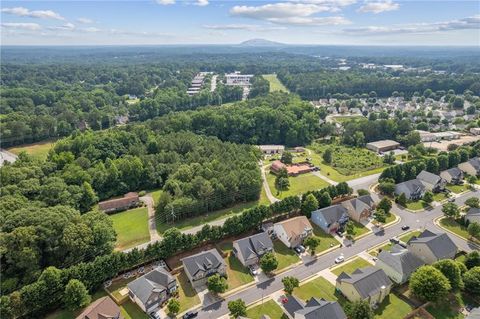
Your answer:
(259, 184), (271, 205)
(374, 293), (413, 319)
(332, 257), (371, 276)
(246, 299), (288, 319)
(384, 213), (397, 224)
(8, 140), (55, 160)
(156, 201), (259, 234)
(218, 243), (254, 290)
(439, 218), (480, 244)
(177, 270), (200, 313)
(312, 224), (340, 252)
(273, 240), (300, 271)
(110, 207), (150, 250)
(351, 220), (369, 239)
(266, 171), (330, 199)
(446, 184), (469, 194)
(262, 74), (289, 93)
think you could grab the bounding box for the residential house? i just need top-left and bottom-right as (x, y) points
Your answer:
(341, 195), (376, 223)
(76, 296), (123, 319)
(336, 267), (393, 306)
(375, 244), (425, 284)
(273, 216), (313, 248)
(407, 230), (458, 264)
(283, 296), (346, 319)
(440, 167), (464, 184)
(127, 267), (177, 313)
(232, 232), (274, 267)
(98, 192), (140, 214)
(416, 170), (446, 192)
(311, 205), (349, 234)
(459, 157), (480, 176)
(466, 207), (480, 225)
(394, 179), (426, 200)
(181, 249), (227, 288)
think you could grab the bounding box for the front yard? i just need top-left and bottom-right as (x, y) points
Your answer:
(266, 171), (330, 199)
(312, 224), (340, 253)
(273, 240), (301, 271)
(217, 242), (254, 290)
(369, 231), (421, 256)
(446, 183), (470, 194)
(245, 299), (288, 319)
(331, 257), (372, 276)
(351, 220), (370, 239)
(109, 207), (150, 250)
(405, 200), (430, 211)
(439, 218), (480, 244)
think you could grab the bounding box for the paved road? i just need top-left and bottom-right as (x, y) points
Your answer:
(195, 191), (479, 319)
(210, 75), (217, 92)
(0, 148), (18, 166)
(347, 173), (381, 192)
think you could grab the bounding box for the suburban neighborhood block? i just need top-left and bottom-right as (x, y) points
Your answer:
(232, 232), (274, 267)
(273, 216), (313, 248)
(181, 248), (227, 288)
(407, 229), (458, 264)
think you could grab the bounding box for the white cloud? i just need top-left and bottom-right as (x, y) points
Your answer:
(83, 27), (101, 33)
(343, 15), (480, 34)
(195, 0), (209, 6)
(1, 7), (65, 20)
(1, 22), (42, 30)
(156, 0), (175, 5)
(76, 17), (94, 24)
(357, 0), (399, 14)
(203, 24), (286, 31)
(48, 23), (76, 31)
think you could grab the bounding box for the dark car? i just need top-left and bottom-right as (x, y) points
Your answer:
(183, 311), (198, 319)
(401, 225), (410, 231)
(149, 312), (161, 319)
(389, 237), (400, 244)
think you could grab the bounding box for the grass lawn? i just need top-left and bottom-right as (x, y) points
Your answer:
(156, 200), (260, 234)
(351, 220), (369, 239)
(273, 240), (301, 271)
(405, 200), (430, 211)
(439, 218), (480, 244)
(266, 171), (330, 199)
(332, 257), (372, 276)
(217, 243), (254, 290)
(312, 224), (340, 253)
(370, 231), (421, 256)
(246, 299), (288, 319)
(293, 276), (347, 305)
(434, 192), (448, 202)
(148, 189), (163, 205)
(332, 115), (366, 123)
(177, 270), (200, 313)
(110, 207), (150, 250)
(259, 185), (271, 205)
(262, 74), (289, 93)
(426, 292), (478, 319)
(374, 293), (413, 319)
(446, 184), (469, 194)
(7, 140), (55, 160)
(120, 300), (149, 319)
(45, 290), (107, 319)
(384, 213), (397, 225)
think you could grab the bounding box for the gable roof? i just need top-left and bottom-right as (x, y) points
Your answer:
(274, 216), (312, 239)
(441, 167), (463, 179)
(408, 230), (457, 259)
(297, 298), (347, 319)
(417, 170), (442, 186)
(377, 245), (425, 277)
(342, 195), (374, 215)
(467, 207), (480, 219)
(283, 295), (305, 317)
(75, 296), (122, 319)
(395, 179), (425, 194)
(312, 205), (349, 225)
(465, 157), (480, 171)
(181, 248), (225, 278)
(98, 192), (139, 211)
(336, 267), (392, 299)
(127, 267), (176, 305)
(233, 232), (273, 262)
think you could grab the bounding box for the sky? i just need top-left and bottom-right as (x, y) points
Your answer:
(1, 0), (479, 45)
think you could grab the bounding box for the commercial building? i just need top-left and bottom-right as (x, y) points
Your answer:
(225, 72), (254, 86)
(98, 192), (140, 214)
(366, 140), (400, 153)
(258, 145), (285, 155)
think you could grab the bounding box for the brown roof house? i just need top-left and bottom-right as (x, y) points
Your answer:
(273, 216), (313, 248)
(75, 296), (122, 319)
(341, 195), (377, 223)
(181, 248), (227, 288)
(98, 192), (139, 214)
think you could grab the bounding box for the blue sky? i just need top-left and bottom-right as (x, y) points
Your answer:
(1, 0), (479, 45)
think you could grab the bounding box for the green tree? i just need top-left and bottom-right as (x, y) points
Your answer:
(373, 209), (387, 224)
(345, 221), (356, 239)
(379, 181), (395, 196)
(423, 191), (434, 204)
(228, 299), (247, 318)
(282, 276), (300, 295)
(433, 259), (464, 290)
(63, 279), (91, 310)
(377, 197), (392, 215)
(318, 191), (332, 208)
(167, 298), (180, 316)
(409, 266), (451, 302)
(467, 222), (480, 239)
(207, 274), (228, 294)
(357, 189), (369, 196)
(301, 194), (318, 218)
(303, 236), (321, 255)
(259, 252), (278, 274)
(465, 251), (480, 269)
(323, 148), (333, 164)
(465, 197), (480, 208)
(281, 151), (293, 165)
(396, 193), (407, 207)
(345, 300), (374, 319)
(463, 267), (480, 295)
(442, 202), (460, 219)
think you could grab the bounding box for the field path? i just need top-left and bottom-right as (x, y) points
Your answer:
(260, 161), (280, 204)
(140, 195), (161, 242)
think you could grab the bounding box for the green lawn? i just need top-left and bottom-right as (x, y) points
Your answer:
(446, 184), (469, 194)
(148, 189), (163, 205)
(45, 290), (107, 319)
(439, 218), (480, 244)
(156, 200), (260, 234)
(405, 200), (430, 211)
(273, 240), (301, 271)
(312, 224), (340, 253)
(293, 276), (348, 306)
(8, 140), (55, 160)
(426, 292), (478, 319)
(177, 270), (200, 313)
(109, 207), (150, 250)
(384, 213), (397, 225)
(332, 257), (372, 276)
(434, 192), (448, 202)
(266, 171), (330, 199)
(106, 277), (136, 303)
(262, 74), (289, 92)
(246, 299), (288, 319)
(374, 293), (413, 319)
(351, 220), (369, 239)
(259, 184), (271, 205)
(120, 300), (149, 319)
(369, 231), (421, 256)
(217, 243), (254, 290)
(332, 115), (366, 123)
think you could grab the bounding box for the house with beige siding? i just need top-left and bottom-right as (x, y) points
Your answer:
(273, 216), (313, 248)
(375, 245), (425, 284)
(407, 230), (457, 264)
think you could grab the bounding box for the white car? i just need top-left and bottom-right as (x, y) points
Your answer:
(334, 255), (345, 264)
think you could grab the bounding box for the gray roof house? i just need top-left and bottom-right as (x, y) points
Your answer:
(127, 267), (177, 313)
(440, 167), (464, 185)
(336, 267), (393, 306)
(466, 207), (480, 225)
(341, 195), (376, 223)
(394, 179), (426, 200)
(311, 204), (349, 234)
(375, 244), (425, 284)
(181, 248), (226, 288)
(459, 157), (480, 176)
(416, 170), (446, 192)
(407, 230), (458, 264)
(232, 232), (274, 267)
(283, 296), (346, 319)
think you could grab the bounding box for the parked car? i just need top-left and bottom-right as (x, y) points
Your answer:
(150, 312), (161, 319)
(248, 265), (259, 275)
(401, 225), (410, 231)
(183, 311), (198, 319)
(389, 237), (400, 244)
(336, 230), (344, 238)
(335, 255), (345, 264)
(294, 245), (305, 254)
(448, 198), (456, 202)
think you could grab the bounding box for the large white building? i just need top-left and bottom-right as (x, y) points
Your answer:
(225, 72), (254, 86)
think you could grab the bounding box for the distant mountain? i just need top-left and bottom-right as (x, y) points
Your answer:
(238, 39), (286, 47)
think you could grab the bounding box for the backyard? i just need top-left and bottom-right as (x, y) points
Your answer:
(7, 139), (56, 160)
(273, 240), (301, 271)
(266, 171), (330, 199)
(246, 299), (287, 319)
(426, 292), (478, 319)
(331, 257), (372, 276)
(177, 270), (201, 313)
(109, 207), (150, 250)
(217, 242), (254, 290)
(262, 74), (289, 93)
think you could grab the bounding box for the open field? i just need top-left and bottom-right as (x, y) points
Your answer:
(263, 74), (289, 92)
(246, 299), (287, 319)
(217, 242), (254, 290)
(273, 240), (301, 271)
(331, 257), (371, 276)
(266, 171), (330, 199)
(7, 140), (55, 160)
(109, 207), (150, 250)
